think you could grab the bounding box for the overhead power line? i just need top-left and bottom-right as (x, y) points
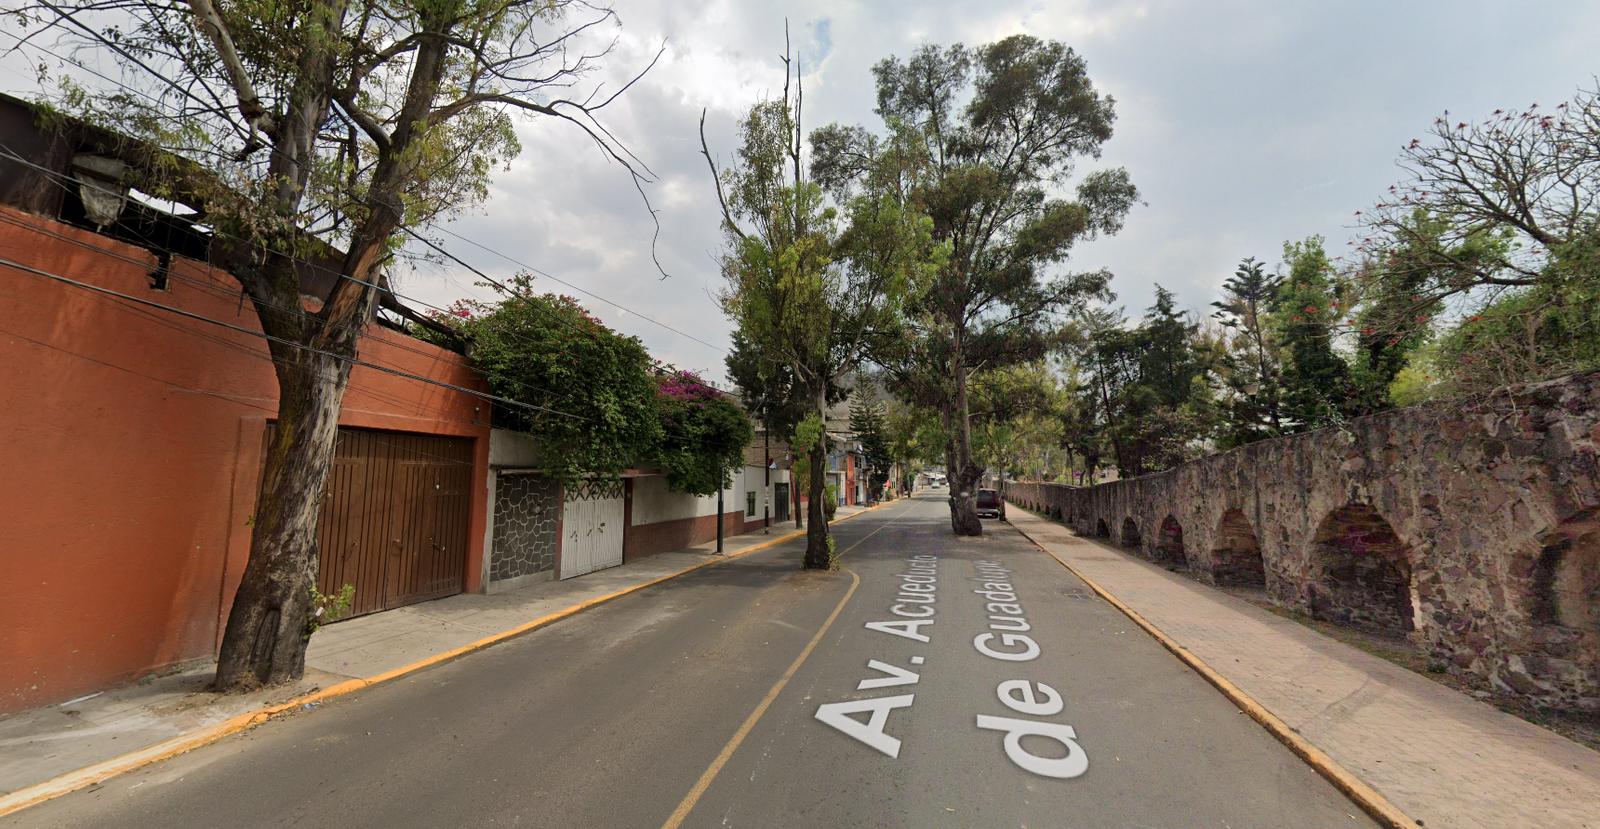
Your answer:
(0, 28), (729, 359)
(434, 226), (728, 354)
(0, 140), (732, 406)
(0, 222), (741, 445)
(0, 253), (587, 421)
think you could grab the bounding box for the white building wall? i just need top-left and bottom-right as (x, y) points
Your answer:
(631, 464), (777, 526)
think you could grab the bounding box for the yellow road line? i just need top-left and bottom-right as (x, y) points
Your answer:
(659, 501), (917, 829)
(0, 500), (900, 820)
(1008, 511), (1415, 829)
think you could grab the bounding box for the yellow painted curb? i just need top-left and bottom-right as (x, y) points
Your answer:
(0, 501), (894, 819)
(1007, 513), (1415, 829)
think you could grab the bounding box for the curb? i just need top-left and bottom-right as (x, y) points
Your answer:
(0, 500), (893, 819)
(1006, 511), (1416, 829)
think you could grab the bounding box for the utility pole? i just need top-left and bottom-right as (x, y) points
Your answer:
(763, 423), (770, 534)
(791, 450), (802, 530)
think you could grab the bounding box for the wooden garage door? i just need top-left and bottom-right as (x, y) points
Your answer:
(275, 426), (474, 619)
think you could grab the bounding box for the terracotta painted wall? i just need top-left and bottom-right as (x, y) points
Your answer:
(0, 207), (490, 713)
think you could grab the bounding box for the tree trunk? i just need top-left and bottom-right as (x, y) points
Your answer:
(214, 347), (353, 690)
(948, 328), (983, 536)
(214, 236), (380, 691)
(210, 8), (447, 692)
(803, 437), (830, 568)
(803, 386), (832, 568)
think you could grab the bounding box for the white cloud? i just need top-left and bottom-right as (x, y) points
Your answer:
(9, 0), (1598, 383)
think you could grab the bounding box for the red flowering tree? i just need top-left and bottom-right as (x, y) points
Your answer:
(652, 371), (753, 496)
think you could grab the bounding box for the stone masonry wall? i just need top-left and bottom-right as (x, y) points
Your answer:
(1007, 370), (1600, 711)
(490, 473), (560, 581)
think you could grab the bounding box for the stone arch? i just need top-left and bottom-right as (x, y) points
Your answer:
(1120, 517), (1141, 549)
(1095, 518), (1110, 539)
(1212, 508), (1266, 587)
(1531, 508), (1600, 629)
(1524, 507), (1600, 707)
(1308, 502), (1415, 636)
(1155, 515), (1187, 568)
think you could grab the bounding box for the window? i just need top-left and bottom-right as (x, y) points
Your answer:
(746, 491), (756, 517)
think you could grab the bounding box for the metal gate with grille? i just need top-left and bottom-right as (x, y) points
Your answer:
(559, 479), (625, 579)
(290, 426), (474, 618)
(774, 483), (790, 522)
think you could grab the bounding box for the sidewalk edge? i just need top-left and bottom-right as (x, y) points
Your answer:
(0, 501), (891, 818)
(1008, 514), (1416, 829)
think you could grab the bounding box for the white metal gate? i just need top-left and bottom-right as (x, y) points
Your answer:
(559, 479), (625, 579)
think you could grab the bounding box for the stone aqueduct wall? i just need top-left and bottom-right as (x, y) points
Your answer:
(1007, 370), (1600, 712)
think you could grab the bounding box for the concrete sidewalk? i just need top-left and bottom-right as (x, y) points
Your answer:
(0, 507), (869, 805)
(1006, 507), (1600, 829)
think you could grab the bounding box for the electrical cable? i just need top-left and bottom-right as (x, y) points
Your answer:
(0, 29), (729, 360)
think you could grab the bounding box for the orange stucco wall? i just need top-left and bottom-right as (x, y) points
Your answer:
(0, 206), (490, 713)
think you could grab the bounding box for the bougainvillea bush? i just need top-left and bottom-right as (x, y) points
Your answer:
(423, 273), (663, 482)
(653, 371), (753, 496)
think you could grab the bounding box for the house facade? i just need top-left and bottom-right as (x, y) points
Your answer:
(479, 428), (790, 593)
(0, 94), (801, 714)
(0, 197), (494, 713)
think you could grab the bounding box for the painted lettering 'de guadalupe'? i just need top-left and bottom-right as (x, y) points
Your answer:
(970, 559), (1088, 779)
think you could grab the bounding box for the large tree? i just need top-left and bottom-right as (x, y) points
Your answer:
(815, 36), (1135, 535)
(725, 330), (842, 527)
(1067, 290), (1213, 478)
(848, 398), (892, 502)
(1271, 237), (1353, 430)
(1354, 85), (1600, 397)
(705, 44), (934, 568)
(1211, 256), (1284, 446)
(12, 0), (657, 689)
(1357, 86), (1598, 312)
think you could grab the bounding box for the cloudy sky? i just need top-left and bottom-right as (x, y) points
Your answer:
(8, 1), (1597, 384)
(404, 0), (1596, 385)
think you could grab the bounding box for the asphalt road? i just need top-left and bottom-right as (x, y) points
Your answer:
(10, 495), (1378, 828)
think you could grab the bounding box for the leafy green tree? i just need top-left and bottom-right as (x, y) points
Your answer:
(1432, 283), (1600, 394)
(1344, 219), (1447, 412)
(1065, 305), (1133, 475)
(653, 371), (753, 496)
(1271, 238), (1353, 430)
(1120, 288), (1211, 475)
(970, 362), (1067, 485)
(1355, 84), (1600, 395)
(884, 402), (945, 493)
(819, 36), (1133, 536)
(1066, 290), (1211, 478)
(1211, 257), (1283, 445)
(704, 45), (932, 568)
(11, 0), (659, 688)
(433, 279), (662, 482)
(725, 330), (844, 526)
(725, 332), (810, 440)
(849, 400), (893, 502)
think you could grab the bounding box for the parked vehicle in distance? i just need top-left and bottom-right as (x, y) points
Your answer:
(975, 488), (1005, 520)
